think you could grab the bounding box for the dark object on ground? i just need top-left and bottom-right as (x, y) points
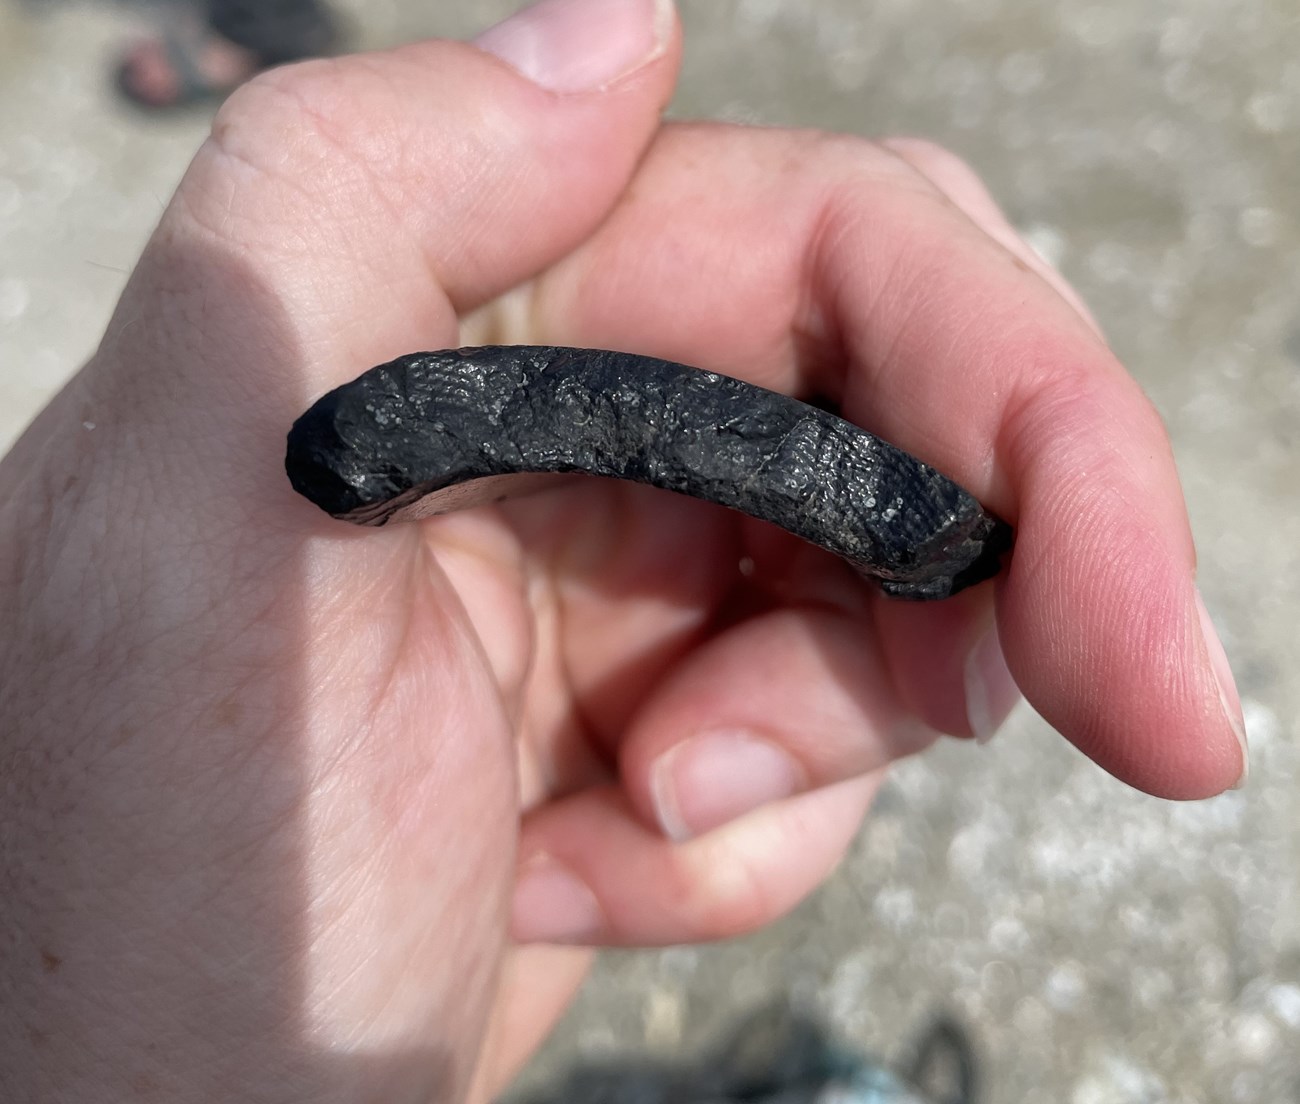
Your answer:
(285, 346), (1012, 600)
(206, 0), (338, 65)
(904, 1018), (980, 1104)
(114, 0), (338, 110)
(504, 1004), (979, 1104)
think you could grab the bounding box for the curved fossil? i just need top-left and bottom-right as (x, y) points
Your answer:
(285, 346), (1012, 599)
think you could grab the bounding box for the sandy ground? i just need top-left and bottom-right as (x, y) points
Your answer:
(2, 1), (1297, 1100)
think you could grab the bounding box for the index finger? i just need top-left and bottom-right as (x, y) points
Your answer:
(498, 123), (1245, 798)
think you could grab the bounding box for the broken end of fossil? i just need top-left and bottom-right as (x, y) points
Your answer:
(876, 513), (1012, 599)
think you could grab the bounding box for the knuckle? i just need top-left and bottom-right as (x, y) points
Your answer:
(211, 55), (340, 157)
(207, 71), (315, 182)
(881, 136), (978, 181)
(877, 137), (1006, 219)
(177, 55), (412, 254)
(809, 134), (954, 231)
(181, 57), (368, 233)
(812, 130), (916, 184)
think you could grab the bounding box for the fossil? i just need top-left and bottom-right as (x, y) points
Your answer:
(285, 346), (1011, 599)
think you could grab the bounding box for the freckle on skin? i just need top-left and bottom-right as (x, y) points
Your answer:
(106, 724), (139, 754)
(211, 697), (241, 727)
(40, 948), (62, 973)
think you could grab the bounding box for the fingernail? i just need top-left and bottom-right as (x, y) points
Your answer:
(474, 0), (674, 94)
(964, 621), (1020, 743)
(511, 854), (605, 944)
(651, 731), (806, 843)
(1195, 590), (1248, 788)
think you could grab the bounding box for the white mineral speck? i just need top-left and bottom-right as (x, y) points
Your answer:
(1242, 698), (1278, 747)
(1023, 223), (1067, 268)
(1238, 207), (1280, 248)
(997, 51), (1045, 94)
(1086, 241), (1135, 284)
(1073, 6), (1121, 48)
(872, 885), (916, 931)
(1266, 983), (1300, 1029)
(988, 914), (1030, 954)
(947, 823), (996, 877)
(1231, 1012), (1278, 1060)
(1230, 1069), (1264, 1103)
(0, 277), (29, 321)
(641, 988), (683, 1048)
(1045, 960), (1088, 1012)
(0, 176), (20, 219)
(1247, 92), (1289, 133)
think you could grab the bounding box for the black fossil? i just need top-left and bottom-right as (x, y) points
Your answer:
(285, 346), (1011, 599)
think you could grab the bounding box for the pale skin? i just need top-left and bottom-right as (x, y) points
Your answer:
(0, 6), (1245, 1103)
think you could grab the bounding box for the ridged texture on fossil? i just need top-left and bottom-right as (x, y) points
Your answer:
(286, 346), (1012, 599)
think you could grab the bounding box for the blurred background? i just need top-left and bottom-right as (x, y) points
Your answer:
(2, 1), (1297, 1100)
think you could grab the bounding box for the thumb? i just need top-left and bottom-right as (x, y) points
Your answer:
(98, 0), (680, 416)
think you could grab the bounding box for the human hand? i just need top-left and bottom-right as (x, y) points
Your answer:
(0, 0), (1245, 1101)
